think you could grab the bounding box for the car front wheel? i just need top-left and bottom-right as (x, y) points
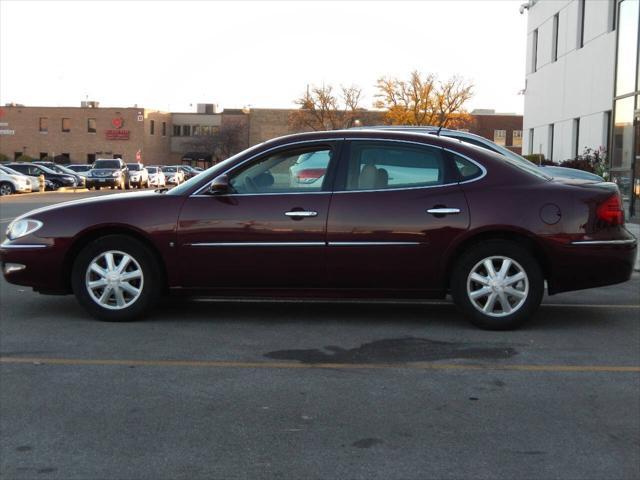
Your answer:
(71, 235), (161, 321)
(0, 182), (15, 196)
(451, 240), (544, 330)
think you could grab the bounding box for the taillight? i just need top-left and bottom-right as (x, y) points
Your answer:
(596, 193), (624, 225)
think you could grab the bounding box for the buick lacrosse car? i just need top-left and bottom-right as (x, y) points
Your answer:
(1, 130), (636, 329)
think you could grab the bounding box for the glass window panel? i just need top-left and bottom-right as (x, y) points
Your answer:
(230, 148), (332, 194)
(512, 130), (523, 147)
(493, 130), (506, 146)
(616, 0), (640, 96)
(345, 142), (447, 191)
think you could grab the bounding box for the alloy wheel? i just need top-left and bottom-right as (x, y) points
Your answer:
(85, 250), (144, 310)
(466, 256), (529, 317)
(0, 183), (13, 196)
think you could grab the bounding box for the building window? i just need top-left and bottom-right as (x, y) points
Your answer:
(529, 128), (535, 155)
(192, 125), (201, 136)
(39, 152), (48, 160)
(552, 13), (559, 62)
(611, 97), (634, 171)
(61, 153), (70, 163)
(182, 125), (191, 136)
(548, 124), (555, 160)
(173, 125), (181, 136)
(493, 129), (506, 146)
(87, 153), (96, 164)
(573, 118), (581, 158)
(62, 118), (71, 133)
(150, 120), (155, 135)
(39, 117), (48, 133)
(512, 130), (523, 147)
(577, 0), (586, 48)
(14, 152), (22, 160)
(532, 29), (538, 73)
(615, 0), (639, 96)
(162, 122), (166, 136)
(87, 118), (96, 133)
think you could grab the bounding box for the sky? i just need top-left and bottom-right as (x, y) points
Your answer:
(0, 0), (528, 114)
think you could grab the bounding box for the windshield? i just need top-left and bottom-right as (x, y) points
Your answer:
(146, 167), (159, 173)
(58, 165), (78, 175)
(162, 167), (177, 172)
(68, 165), (91, 172)
(93, 160), (121, 169)
(127, 164), (142, 171)
(0, 166), (23, 176)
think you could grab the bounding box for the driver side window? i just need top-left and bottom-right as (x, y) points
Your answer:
(229, 147), (332, 194)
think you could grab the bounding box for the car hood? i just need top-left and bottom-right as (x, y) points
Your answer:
(13, 191), (161, 221)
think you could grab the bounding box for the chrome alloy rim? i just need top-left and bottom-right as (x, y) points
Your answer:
(85, 250), (144, 310)
(0, 184), (12, 195)
(466, 256), (529, 317)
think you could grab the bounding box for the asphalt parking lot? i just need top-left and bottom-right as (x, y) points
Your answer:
(1, 191), (639, 480)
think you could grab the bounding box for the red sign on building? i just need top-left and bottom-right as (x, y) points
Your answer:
(105, 129), (130, 140)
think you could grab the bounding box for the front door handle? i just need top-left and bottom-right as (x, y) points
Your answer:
(285, 210), (318, 217)
(427, 207), (461, 215)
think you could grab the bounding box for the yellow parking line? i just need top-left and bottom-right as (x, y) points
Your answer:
(1, 357), (638, 373)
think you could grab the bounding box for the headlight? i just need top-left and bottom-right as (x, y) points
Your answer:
(7, 219), (43, 240)
(112, 171), (121, 177)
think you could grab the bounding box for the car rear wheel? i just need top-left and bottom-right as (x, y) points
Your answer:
(71, 235), (162, 321)
(51, 180), (62, 190)
(451, 240), (544, 330)
(0, 182), (15, 196)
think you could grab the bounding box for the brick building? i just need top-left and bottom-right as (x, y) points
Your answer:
(0, 103), (172, 164)
(0, 103), (522, 167)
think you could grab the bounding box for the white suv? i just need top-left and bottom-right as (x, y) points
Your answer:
(126, 163), (149, 188)
(0, 169), (32, 195)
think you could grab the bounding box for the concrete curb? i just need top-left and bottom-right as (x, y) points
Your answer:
(626, 223), (640, 272)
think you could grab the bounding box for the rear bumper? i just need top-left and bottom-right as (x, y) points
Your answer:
(545, 235), (637, 294)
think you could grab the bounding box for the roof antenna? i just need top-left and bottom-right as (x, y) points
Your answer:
(436, 122), (444, 136)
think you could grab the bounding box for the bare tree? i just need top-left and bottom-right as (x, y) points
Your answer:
(289, 83), (364, 131)
(374, 70), (473, 127)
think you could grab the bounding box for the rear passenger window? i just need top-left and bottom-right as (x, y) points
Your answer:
(453, 154), (483, 181)
(345, 141), (448, 191)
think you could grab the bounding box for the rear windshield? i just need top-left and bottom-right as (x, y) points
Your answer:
(93, 160), (121, 169)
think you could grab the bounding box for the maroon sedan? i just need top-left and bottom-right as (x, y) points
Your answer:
(1, 130), (636, 329)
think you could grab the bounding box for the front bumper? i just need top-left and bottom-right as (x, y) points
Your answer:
(0, 240), (69, 294)
(15, 183), (32, 193)
(86, 177), (121, 187)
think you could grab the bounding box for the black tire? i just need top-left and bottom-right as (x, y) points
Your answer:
(51, 180), (62, 190)
(71, 234), (162, 321)
(451, 240), (544, 330)
(0, 182), (15, 196)
(94, 186), (101, 191)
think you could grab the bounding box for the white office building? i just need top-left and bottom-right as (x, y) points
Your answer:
(523, 0), (639, 218)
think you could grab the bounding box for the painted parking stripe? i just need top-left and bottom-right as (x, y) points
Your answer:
(1, 357), (638, 373)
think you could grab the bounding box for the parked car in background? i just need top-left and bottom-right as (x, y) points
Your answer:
(126, 163), (149, 188)
(6, 163), (76, 190)
(353, 126), (606, 182)
(161, 166), (185, 185)
(146, 166), (166, 188)
(1, 130), (635, 330)
(66, 164), (93, 178)
(180, 165), (201, 180)
(34, 161), (86, 188)
(86, 159), (130, 190)
(0, 165), (40, 192)
(0, 169), (32, 195)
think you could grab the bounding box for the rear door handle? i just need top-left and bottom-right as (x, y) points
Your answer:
(427, 208), (461, 215)
(285, 211), (318, 217)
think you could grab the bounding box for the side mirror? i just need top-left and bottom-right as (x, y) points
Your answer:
(209, 174), (231, 194)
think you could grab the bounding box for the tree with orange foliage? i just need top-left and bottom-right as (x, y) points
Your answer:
(289, 84), (364, 131)
(374, 71), (474, 128)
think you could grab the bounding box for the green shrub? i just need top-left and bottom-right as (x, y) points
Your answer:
(15, 154), (33, 163)
(0, 153), (8, 163)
